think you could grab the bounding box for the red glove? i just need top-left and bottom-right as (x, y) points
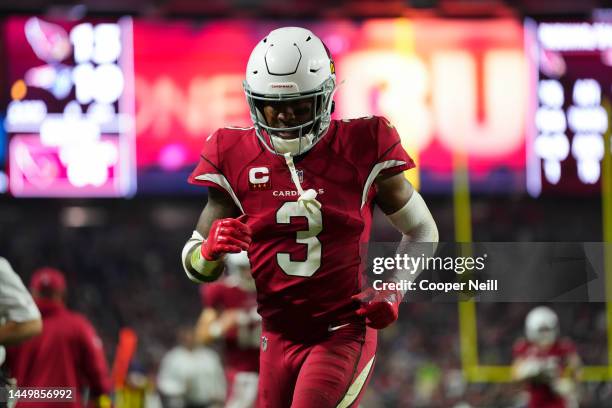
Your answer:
(201, 218), (252, 261)
(352, 287), (401, 330)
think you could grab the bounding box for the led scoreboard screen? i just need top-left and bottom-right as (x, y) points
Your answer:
(134, 19), (528, 194)
(3, 17), (136, 197)
(2, 17), (528, 196)
(0, 113), (6, 194)
(526, 19), (612, 196)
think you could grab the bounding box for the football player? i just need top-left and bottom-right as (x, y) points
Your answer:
(6, 267), (112, 408)
(512, 306), (582, 408)
(195, 252), (260, 408)
(182, 27), (438, 408)
(0, 257), (42, 403)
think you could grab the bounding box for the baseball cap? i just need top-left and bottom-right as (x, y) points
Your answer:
(30, 267), (67, 294)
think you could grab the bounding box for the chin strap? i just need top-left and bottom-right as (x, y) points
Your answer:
(283, 153), (321, 213)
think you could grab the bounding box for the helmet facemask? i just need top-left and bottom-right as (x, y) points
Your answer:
(533, 325), (558, 346)
(244, 75), (335, 157)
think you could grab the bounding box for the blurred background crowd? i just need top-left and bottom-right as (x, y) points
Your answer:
(1, 196), (609, 407)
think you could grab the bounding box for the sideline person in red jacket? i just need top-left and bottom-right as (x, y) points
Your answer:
(6, 267), (111, 408)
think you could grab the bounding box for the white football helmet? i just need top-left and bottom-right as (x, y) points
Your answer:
(525, 306), (559, 346)
(243, 27), (336, 157)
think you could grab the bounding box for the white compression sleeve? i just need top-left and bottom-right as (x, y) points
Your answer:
(386, 190), (438, 242)
(0, 257), (41, 323)
(384, 191), (439, 297)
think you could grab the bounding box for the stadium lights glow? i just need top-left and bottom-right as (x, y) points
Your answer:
(535, 133), (570, 161)
(61, 206), (106, 227)
(534, 76), (570, 186)
(538, 80), (564, 109)
(573, 79), (601, 106)
(543, 160), (561, 184)
(72, 63), (95, 103)
(86, 102), (115, 125)
(535, 108), (567, 134)
(577, 160), (601, 184)
(72, 63), (124, 104)
(0, 172), (7, 193)
(5, 100), (47, 131)
(92, 24), (122, 64)
(433, 50), (526, 157)
(567, 106), (608, 133)
(71, 23), (122, 65)
(6, 18), (136, 197)
(572, 133), (604, 161)
(59, 141), (118, 187)
(70, 23), (94, 63)
(337, 51), (433, 151)
(39, 115), (100, 147)
(92, 64), (124, 104)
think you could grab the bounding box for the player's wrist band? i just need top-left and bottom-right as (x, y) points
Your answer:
(182, 231), (223, 282)
(190, 244), (223, 279)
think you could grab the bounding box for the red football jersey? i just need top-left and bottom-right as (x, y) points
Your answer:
(513, 337), (578, 408)
(189, 116), (414, 332)
(200, 279), (259, 374)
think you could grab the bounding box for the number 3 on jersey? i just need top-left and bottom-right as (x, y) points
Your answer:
(275, 202), (322, 277)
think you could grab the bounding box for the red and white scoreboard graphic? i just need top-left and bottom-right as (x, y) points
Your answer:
(133, 19), (527, 194)
(4, 17), (136, 197)
(526, 18), (612, 197)
(3, 17), (529, 196)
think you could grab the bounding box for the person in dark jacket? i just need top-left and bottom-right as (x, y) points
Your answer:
(6, 267), (111, 408)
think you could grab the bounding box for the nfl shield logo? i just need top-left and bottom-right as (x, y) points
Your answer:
(261, 336), (268, 352)
(296, 169), (304, 184)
